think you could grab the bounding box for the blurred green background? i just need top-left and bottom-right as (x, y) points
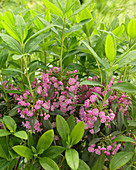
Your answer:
(1, 0), (136, 25)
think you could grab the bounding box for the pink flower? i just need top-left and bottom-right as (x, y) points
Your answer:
(36, 86), (42, 95)
(95, 149), (101, 155)
(84, 99), (90, 109)
(53, 67), (60, 73)
(34, 104), (41, 110)
(88, 147), (95, 153)
(92, 108), (99, 116)
(68, 78), (76, 85)
(107, 145), (112, 150)
(90, 95), (97, 103)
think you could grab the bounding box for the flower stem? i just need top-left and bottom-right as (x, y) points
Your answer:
(60, 17), (66, 81)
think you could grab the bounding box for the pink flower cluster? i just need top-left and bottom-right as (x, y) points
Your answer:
(8, 67), (79, 132)
(88, 137), (121, 156)
(76, 77), (131, 134)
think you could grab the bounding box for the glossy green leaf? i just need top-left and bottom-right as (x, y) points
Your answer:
(1, 21), (20, 42)
(127, 18), (136, 39)
(15, 15), (27, 41)
(79, 80), (103, 87)
(39, 157), (59, 170)
(30, 9), (44, 30)
(71, 121), (84, 145)
(24, 32), (51, 53)
(3, 116), (17, 132)
(112, 136), (136, 144)
(12, 145), (33, 159)
(56, 115), (70, 144)
(116, 50), (136, 68)
(67, 115), (76, 132)
(43, 0), (63, 18)
(92, 153), (105, 170)
(105, 34), (116, 62)
(109, 151), (134, 170)
(65, 149), (79, 170)
(112, 25), (125, 37)
(0, 33), (22, 54)
(42, 146), (65, 159)
(12, 54), (23, 60)
(14, 131), (28, 140)
(77, 159), (90, 170)
(111, 82), (136, 93)
(0, 129), (11, 137)
(37, 129), (54, 154)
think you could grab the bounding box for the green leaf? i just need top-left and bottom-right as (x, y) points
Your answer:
(12, 145), (33, 159)
(0, 159), (10, 170)
(116, 50), (136, 68)
(3, 11), (15, 28)
(112, 25), (125, 37)
(109, 151), (134, 170)
(112, 136), (136, 144)
(81, 40), (107, 68)
(77, 159), (90, 170)
(70, 0), (92, 17)
(1, 21), (20, 42)
(0, 129), (11, 137)
(65, 149), (79, 170)
(105, 34), (116, 62)
(105, 90), (113, 101)
(37, 129), (54, 154)
(127, 18), (136, 39)
(127, 120), (136, 126)
(6, 90), (22, 94)
(42, 146), (65, 159)
(0, 137), (9, 159)
(0, 33), (22, 54)
(94, 117), (101, 133)
(67, 115), (76, 132)
(24, 32), (51, 53)
(39, 157), (59, 170)
(24, 163), (37, 170)
(56, 115), (70, 144)
(111, 82), (136, 93)
(71, 121), (84, 145)
(12, 54), (23, 60)
(0, 49), (8, 69)
(43, 0), (63, 18)
(14, 131), (28, 140)
(79, 80), (103, 87)
(3, 116), (17, 132)
(92, 153), (105, 170)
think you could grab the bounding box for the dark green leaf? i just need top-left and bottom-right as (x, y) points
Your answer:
(0, 137), (9, 159)
(94, 117), (101, 133)
(0, 159), (10, 170)
(42, 146), (65, 159)
(92, 152), (105, 170)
